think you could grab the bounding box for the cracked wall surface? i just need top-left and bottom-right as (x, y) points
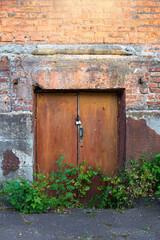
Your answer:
(0, 45), (160, 180)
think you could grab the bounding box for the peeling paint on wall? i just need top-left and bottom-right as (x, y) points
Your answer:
(126, 116), (160, 162)
(126, 111), (160, 135)
(2, 150), (20, 176)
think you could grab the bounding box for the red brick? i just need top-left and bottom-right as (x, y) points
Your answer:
(136, 1), (156, 7)
(28, 13), (47, 18)
(108, 20), (123, 26)
(1, 1), (17, 6)
(39, 1), (54, 6)
(54, 0), (74, 5)
(1, 34), (13, 42)
(30, 33), (46, 41)
(150, 88), (160, 93)
(149, 83), (159, 88)
(153, 78), (160, 83)
(48, 12), (70, 18)
(152, 14), (160, 19)
(137, 26), (154, 32)
(2, 19), (21, 25)
(148, 94), (155, 100)
(116, 1), (135, 7)
(40, 7), (58, 12)
(117, 26), (133, 32)
(150, 72), (160, 77)
(147, 101), (160, 105)
(108, 32), (121, 38)
(8, 13), (28, 18)
(150, 8), (160, 13)
(0, 78), (9, 83)
(149, 67), (160, 72)
(21, 19), (40, 26)
(22, 7), (40, 12)
(1, 6), (21, 13)
(14, 34), (26, 42)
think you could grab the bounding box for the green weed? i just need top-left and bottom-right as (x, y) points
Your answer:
(1, 153), (160, 213)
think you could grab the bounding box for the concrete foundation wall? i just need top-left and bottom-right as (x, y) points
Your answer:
(0, 112), (33, 181)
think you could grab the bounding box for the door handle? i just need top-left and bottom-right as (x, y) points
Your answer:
(79, 125), (83, 143)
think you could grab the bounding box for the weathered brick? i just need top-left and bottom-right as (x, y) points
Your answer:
(1, 1), (17, 6)
(149, 83), (159, 88)
(150, 88), (160, 93)
(153, 78), (160, 83)
(136, 1), (156, 7)
(0, 0), (159, 44)
(2, 19), (21, 25)
(149, 67), (160, 72)
(150, 72), (160, 77)
(30, 33), (46, 41)
(1, 6), (21, 13)
(22, 7), (40, 12)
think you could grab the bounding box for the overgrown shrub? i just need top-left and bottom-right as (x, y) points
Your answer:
(49, 156), (101, 209)
(2, 155), (101, 213)
(1, 154), (160, 213)
(90, 153), (160, 209)
(4, 176), (50, 213)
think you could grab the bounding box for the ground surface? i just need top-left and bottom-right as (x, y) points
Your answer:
(0, 198), (160, 240)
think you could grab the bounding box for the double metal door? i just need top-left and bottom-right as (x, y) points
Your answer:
(36, 92), (118, 174)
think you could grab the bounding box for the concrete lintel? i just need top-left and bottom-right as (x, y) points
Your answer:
(33, 45), (133, 56)
(0, 44), (159, 59)
(0, 44), (137, 55)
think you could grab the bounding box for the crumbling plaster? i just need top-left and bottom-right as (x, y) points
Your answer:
(0, 44), (160, 181)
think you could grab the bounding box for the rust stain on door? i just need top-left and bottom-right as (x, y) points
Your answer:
(36, 92), (118, 174)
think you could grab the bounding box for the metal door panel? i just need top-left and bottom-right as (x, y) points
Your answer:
(79, 93), (118, 174)
(36, 93), (77, 173)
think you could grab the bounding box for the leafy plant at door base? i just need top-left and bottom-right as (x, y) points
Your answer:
(90, 153), (160, 209)
(3, 176), (50, 213)
(1, 154), (160, 213)
(1, 155), (101, 213)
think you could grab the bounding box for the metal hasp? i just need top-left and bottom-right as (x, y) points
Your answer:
(75, 120), (83, 142)
(75, 120), (81, 125)
(79, 125), (83, 143)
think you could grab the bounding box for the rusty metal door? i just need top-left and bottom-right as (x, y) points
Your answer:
(36, 92), (118, 174)
(78, 93), (118, 174)
(36, 93), (77, 173)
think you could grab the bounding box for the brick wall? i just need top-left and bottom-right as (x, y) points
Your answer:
(0, 0), (160, 44)
(0, 57), (11, 111)
(126, 61), (160, 110)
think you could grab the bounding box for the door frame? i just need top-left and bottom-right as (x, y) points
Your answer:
(33, 89), (126, 174)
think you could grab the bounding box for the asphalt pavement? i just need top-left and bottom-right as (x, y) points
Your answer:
(0, 198), (160, 240)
